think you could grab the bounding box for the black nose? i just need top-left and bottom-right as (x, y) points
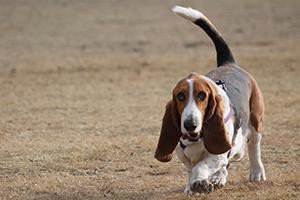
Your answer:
(184, 120), (197, 132)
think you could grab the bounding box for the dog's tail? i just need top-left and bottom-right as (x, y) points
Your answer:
(172, 6), (236, 67)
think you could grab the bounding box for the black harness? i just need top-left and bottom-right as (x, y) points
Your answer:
(215, 80), (228, 91)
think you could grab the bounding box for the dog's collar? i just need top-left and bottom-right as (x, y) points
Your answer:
(224, 108), (234, 123)
(179, 140), (187, 149)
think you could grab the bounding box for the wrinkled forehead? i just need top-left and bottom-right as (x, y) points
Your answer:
(173, 74), (209, 94)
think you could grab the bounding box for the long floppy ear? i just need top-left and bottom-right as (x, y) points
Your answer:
(203, 95), (231, 154)
(154, 101), (181, 162)
(204, 89), (217, 121)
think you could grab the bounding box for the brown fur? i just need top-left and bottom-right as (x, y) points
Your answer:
(249, 75), (264, 133)
(154, 101), (181, 162)
(202, 95), (231, 154)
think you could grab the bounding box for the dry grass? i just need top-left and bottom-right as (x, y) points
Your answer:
(0, 0), (299, 199)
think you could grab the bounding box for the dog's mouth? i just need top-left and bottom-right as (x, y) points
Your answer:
(182, 132), (201, 141)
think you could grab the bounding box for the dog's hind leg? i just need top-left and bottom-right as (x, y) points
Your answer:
(247, 75), (266, 181)
(247, 126), (266, 181)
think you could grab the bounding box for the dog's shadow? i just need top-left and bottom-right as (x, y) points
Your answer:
(29, 187), (186, 200)
(112, 187), (186, 200)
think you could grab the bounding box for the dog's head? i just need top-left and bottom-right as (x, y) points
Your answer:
(154, 73), (231, 162)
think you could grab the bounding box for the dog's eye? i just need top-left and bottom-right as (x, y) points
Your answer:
(197, 91), (206, 101)
(177, 92), (185, 101)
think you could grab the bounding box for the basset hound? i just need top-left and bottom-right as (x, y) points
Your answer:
(154, 6), (266, 194)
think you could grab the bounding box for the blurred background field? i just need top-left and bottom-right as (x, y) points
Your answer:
(0, 0), (299, 199)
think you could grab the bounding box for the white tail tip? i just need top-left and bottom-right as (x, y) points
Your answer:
(172, 6), (205, 22)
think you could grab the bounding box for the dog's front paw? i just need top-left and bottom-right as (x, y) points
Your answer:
(190, 179), (214, 193)
(210, 174), (226, 189)
(250, 163), (266, 182)
(209, 168), (228, 189)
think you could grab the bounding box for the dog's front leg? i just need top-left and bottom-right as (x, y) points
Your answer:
(175, 146), (194, 195)
(184, 171), (193, 195)
(189, 153), (228, 193)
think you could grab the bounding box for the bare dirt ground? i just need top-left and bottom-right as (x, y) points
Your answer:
(0, 0), (299, 199)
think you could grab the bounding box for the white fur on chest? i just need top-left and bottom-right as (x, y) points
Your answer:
(176, 140), (206, 169)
